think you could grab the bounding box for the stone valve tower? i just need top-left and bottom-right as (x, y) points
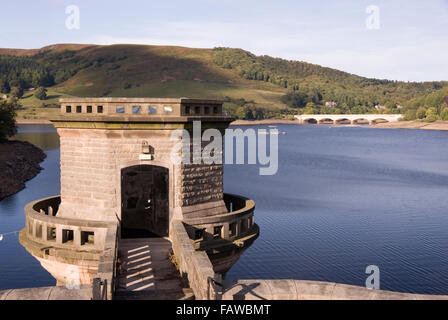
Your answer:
(20, 98), (259, 288)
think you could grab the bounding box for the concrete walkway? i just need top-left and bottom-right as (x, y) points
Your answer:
(115, 238), (193, 300)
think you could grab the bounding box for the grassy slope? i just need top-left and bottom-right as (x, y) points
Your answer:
(49, 44), (287, 108)
(16, 88), (73, 118)
(0, 44), (288, 118)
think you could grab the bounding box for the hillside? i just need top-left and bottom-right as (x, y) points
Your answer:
(0, 43), (447, 119)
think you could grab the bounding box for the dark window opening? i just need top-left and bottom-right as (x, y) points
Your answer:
(76, 106), (82, 113)
(213, 226), (222, 239)
(81, 231), (95, 245)
(240, 220), (248, 234)
(97, 106), (103, 113)
(66, 106), (72, 113)
(62, 229), (74, 243)
(87, 106), (93, 113)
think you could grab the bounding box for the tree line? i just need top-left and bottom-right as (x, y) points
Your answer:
(213, 47), (448, 116)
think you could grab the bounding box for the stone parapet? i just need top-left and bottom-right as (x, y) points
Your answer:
(20, 196), (118, 289)
(22, 196), (115, 251)
(170, 220), (221, 300)
(222, 280), (448, 300)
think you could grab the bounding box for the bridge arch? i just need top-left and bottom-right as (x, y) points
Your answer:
(318, 118), (335, 124)
(335, 118), (351, 125)
(303, 118), (318, 124)
(352, 118), (370, 125)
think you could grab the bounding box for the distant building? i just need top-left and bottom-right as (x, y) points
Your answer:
(325, 101), (337, 108)
(375, 105), (387, 111)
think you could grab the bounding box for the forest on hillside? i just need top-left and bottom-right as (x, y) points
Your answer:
(213, 47), (448, 120)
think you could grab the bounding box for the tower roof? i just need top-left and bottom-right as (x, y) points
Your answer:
(52, 97), (233, 129)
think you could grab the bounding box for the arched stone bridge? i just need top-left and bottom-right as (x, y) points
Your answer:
(295, 114), (403, 125)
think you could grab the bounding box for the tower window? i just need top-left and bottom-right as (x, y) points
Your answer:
(149, 106), (157, 114)
(133, 105), (141, 114)
(164, 106), (173, 114)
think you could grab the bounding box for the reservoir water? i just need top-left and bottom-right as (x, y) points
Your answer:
(1, 124), (448, 294)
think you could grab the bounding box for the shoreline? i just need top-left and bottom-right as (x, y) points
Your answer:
(16, 119), (52, 125)
(230, 119), (448, 131)
(0, 141), (47, 201)
(16, 118), (448, 131)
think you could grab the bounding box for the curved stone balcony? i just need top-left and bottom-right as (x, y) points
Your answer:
(184, 193), (259, 252)
(19, 196), (118, 286)
(21, 196), (115, 253)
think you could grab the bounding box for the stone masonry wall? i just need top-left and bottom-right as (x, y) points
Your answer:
(57, 128), (225, 222)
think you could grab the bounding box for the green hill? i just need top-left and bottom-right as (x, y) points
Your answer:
(0, 44), (447, 119)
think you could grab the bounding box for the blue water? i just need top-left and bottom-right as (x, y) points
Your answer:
(1, 124), (448, 294)
(0, 125), (59, 290)
(224, 125), (448, 295)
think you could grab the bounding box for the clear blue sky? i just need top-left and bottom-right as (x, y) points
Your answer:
(1, 0), (447, 82)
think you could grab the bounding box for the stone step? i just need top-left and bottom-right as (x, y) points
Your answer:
(115, 237), (189, 299)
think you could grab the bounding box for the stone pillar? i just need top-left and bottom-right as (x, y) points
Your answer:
(206, 226), (215, 241)
(222, 223), (230, 240)
(74, 229), (82, 247)
(42, 223), (48, 241)
(56, 226), (63, 244)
